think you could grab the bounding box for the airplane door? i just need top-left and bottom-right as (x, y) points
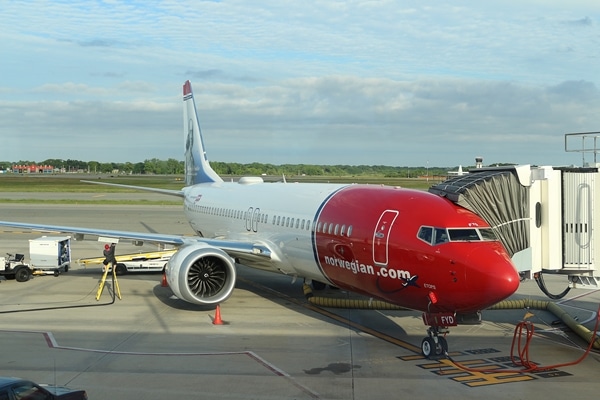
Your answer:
(252, 208), (260, 232)
(373, 210), (399, 266)
(245, 207), (253, 231)
(245, 207), (260, 232)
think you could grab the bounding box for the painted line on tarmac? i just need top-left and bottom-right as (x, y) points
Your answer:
(238, 279), (578, 388)
(0, 329), (320, 399)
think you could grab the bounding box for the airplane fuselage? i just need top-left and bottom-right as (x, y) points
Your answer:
(182, 180), (520, 314)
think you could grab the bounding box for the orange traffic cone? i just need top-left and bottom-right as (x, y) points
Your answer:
(161, 273), (168, 287)
(213, 304), (223, 325)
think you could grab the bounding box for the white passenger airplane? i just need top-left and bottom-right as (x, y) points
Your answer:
(0, 81), (520, 358)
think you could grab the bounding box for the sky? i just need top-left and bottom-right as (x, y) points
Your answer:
(1, 1), (599, 168)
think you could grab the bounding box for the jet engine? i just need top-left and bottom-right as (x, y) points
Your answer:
(165, 243), (237, 305)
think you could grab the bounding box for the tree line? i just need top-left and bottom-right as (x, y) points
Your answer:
(0, 158), (457, 178)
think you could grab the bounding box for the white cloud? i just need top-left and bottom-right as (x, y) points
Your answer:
(0, 1), (599, 166)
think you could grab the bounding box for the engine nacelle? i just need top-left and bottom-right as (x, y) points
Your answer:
(165, 243), (236, 305)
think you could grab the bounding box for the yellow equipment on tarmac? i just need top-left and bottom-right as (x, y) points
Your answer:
(79, 250), (176, 275)
(96, 261), (122, 301)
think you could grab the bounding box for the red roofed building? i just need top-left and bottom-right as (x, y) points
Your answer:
(12, 164), (54, 174)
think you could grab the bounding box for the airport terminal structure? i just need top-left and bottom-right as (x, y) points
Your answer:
(431, 131), (600, 300)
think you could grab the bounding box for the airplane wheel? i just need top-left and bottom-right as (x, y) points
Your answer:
(421, 337), (448, 358)
(421, 337), (435, 358)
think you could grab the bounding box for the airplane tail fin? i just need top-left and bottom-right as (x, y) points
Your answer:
(183, 80), (223, 185)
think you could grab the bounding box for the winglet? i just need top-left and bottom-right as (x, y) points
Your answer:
(183, 80), (223, 185)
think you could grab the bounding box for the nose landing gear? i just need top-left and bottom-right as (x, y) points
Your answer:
(421, 326), (449, 358)
(421, 312), (456, 359)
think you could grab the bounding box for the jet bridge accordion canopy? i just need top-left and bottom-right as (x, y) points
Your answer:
(428, 168), (529, 257)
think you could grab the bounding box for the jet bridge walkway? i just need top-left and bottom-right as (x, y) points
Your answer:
(429, 161), (600, 297)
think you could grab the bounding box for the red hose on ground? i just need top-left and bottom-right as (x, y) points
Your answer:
(448, 304), (600, 374)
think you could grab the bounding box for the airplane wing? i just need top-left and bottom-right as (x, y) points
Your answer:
(0, 220), (272, 263)
(80, 180), (185, 198)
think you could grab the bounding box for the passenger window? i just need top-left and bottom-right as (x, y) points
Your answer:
(347, 225), (353, 237)
(301, 220), (305, 229)
(340, 225), (346, 236)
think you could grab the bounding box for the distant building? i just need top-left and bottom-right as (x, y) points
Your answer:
(12, 164), (54, 174)
(475, 156), (483, 169)
(448, 156), (484, 178)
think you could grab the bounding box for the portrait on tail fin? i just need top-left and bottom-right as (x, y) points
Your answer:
(184, 118), (196, 186)
(182, 80), (223, 185)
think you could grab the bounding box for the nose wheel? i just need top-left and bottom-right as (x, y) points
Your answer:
(421, 326), (448, 359)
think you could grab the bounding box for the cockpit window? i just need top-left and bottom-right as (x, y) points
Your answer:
(478, 228), (498, 241)
(418, 226), (498, 245)
(434, 228), (449, 244)
(418, 226), (449, 245)
(448, 228), (480, 241)
(417, 226), (433, 244)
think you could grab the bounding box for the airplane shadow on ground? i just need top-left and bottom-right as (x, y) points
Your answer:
(150, 263), (415, 336)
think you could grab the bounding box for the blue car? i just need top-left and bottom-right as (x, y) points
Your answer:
(0, 376), (87, 400)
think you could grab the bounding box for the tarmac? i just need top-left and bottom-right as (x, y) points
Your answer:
(1, 199), (600, 399)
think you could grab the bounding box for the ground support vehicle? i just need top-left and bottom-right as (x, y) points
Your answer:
(0, 252), (66, 282)
(29, 236), (71, 274)
(79, 249), (175, 275)
(0, 253), (33, 282)
(0, 236), (72, 282)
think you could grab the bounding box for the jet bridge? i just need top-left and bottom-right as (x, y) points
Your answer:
(430, 152), (600, 298)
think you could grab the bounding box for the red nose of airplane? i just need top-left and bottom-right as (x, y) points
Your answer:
(465, 244), (520, 310)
